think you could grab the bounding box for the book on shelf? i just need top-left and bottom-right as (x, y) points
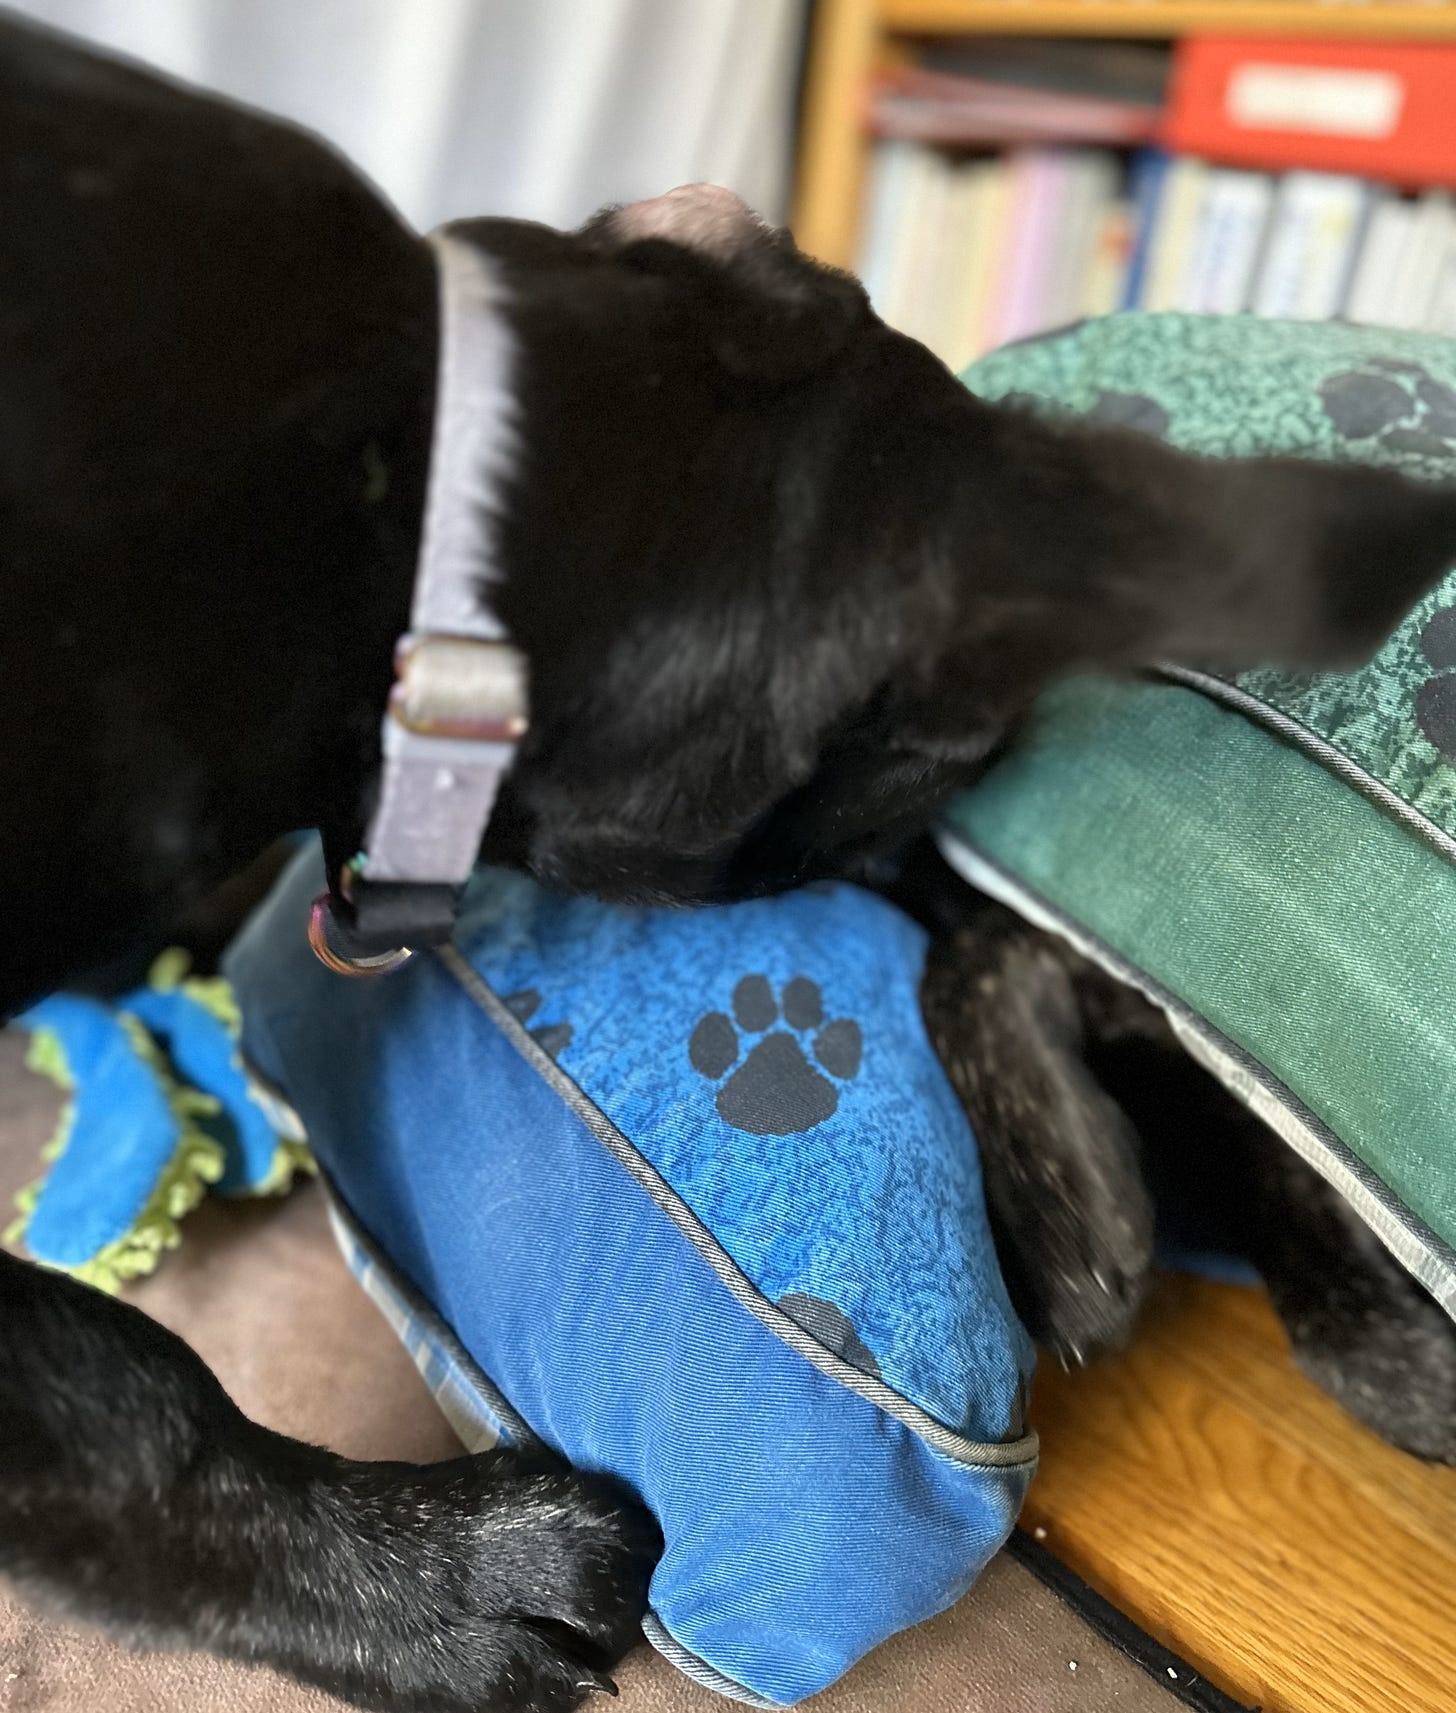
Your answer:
(915, 36), (1169, 109)
(948, 159), (1015, 364)
(1044, 151), (1121, 331)
(1139, 156), (1209, 313)
(1119, 150), (1169, 314)
(869, 64), (1160, 147)
(1429, 226), (1456, 338)
(1084, 195), (1135, 321)
(857, 140), (1456, 369)
(1177, 167), (1274, 315)
(1399, 192), (1456, 331)
(850, 33), (1456, 372)
(1343, 195), (1413, 330)
(1249, 172), (1369, 321)
(1166, 37), (1456, 190)
(989, 150), (1071, 349)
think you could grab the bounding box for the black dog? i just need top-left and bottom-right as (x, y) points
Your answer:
(4, 14), (1456, 1713)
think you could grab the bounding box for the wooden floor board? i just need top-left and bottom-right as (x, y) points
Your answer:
(1024, 1273), (1456, 1713)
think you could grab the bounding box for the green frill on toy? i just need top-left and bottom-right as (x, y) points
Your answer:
(5, 951), (312, 1293)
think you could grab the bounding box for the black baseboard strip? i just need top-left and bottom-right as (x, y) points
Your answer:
(1006, 1530), (1254, 1713)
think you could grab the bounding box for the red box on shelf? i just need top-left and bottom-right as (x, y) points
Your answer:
(1165, 36), (1456, 188)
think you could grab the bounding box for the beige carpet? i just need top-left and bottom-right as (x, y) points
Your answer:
(0, 1030), (1184, 1713)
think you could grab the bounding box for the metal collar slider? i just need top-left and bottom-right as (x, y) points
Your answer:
(389, 633), (529, 743)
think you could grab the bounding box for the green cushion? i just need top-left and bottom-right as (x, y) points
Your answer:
(941, 314), (1456, 1314)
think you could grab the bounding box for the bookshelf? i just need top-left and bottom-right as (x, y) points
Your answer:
(795, 0), (1456, 268)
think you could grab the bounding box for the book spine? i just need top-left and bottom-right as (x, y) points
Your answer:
(1084, 198), (1134, 319)
(1121, 149), (1170, 311)
(1166, 36), (1456, 188)
(1398, 191), (1456, 329)
(1179, 170), (1273, 313)
(945, 160), (1005, 370)
(989, 150), (1064, 346)
(1142, 157), (1209, 312)
(1344, 197), (1412, 328)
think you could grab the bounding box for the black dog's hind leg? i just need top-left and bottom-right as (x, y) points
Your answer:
(1240, 1128), (1456, 1462)
(1075, 979), (1456, 1463)
(919, 898), (1157, 1363)
(918, 878), (1456, 1461)
(0, 1252), (659, 1712)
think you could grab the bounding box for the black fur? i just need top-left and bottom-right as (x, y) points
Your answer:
(4, 13), (1456, 1710)
(0, 1251), (657, 1711)
(916, 869), (1456, 1464)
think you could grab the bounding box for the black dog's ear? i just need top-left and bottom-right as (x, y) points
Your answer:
(957, 402), (1456, 682)
(1143, 441), (1456, 672)
(618, 232), (871, 385)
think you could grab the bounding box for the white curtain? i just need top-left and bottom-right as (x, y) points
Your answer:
(10, 0), (805, 231)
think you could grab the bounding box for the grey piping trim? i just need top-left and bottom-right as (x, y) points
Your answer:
(938, 835), (1456, 1321)
(323, 1185), (545, 1452)
(640, 1615), (786, 1709)
(435, 943), (1040, 1473)
(1156, 663), (1456, 870)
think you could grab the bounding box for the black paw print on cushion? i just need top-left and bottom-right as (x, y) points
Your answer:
(689, 974), (861, 1136)
(1416, 604), (1456, 762)
(502, 989), (573, 1060)
(1087, 389), (1170, 439)
(777, 1291), (882, 1379)
(1319, 359), (1456, 460)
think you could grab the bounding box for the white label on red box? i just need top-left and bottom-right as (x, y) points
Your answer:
(1226, 65), (1405, 138)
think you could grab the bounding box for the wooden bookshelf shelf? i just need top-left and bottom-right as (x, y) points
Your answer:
(882, 1), (1456, 39)
(794, 0), (1456, 266)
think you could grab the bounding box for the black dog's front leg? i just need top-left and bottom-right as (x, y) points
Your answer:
(0, 1252), (658, 1712)
(919, 882), (1456, 1461)
(919, 897), (1157, 1364)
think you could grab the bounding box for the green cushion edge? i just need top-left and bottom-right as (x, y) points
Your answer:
(961, 315), (1456, 847)
(942, 677), (1456, 1264)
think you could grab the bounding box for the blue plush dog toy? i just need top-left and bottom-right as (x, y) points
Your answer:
(12, 846), (1035, 1708)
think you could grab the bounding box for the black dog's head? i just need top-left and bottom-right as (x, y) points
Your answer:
(467, 186), (1456, 903)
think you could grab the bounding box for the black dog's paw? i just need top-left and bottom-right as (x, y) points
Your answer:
(440, 1458), (661, 1712)
(986, 1079), (1154, 1369)
(1288, 1306), (1456, 1466)
(310, 1452), (662, 1713)
(919, 923), (1155, 1367)
(1246, 1141), (1456, 1466)
(1275, 1275), (1456, 1466)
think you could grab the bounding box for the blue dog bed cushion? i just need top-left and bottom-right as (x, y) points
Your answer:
(222, 847), (1036, 1707)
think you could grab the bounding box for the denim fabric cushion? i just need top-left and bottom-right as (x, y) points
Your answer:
(224, 847), (1037, 1707)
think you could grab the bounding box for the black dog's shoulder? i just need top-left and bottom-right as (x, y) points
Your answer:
(0, 11), (437, 1011)
(0, 8), (431, 526)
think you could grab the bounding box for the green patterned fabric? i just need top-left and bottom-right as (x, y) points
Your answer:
(944, 315), (1456, 1313)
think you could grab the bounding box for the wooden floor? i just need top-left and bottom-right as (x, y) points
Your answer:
(1024, 1273), (1456, 1713)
